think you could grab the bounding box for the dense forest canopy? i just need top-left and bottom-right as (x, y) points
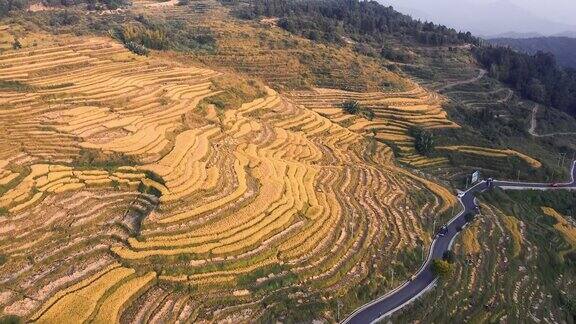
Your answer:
(232, 0), (479, 46)
(488, 37), (576, 70)
(0, 0), (126, 16)
(474, 46), (576, 116)
(0, 0), (28, 17)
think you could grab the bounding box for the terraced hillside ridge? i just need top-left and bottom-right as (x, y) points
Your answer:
(124, 0), (409, 93)
(288, 85), (459, 170)
(0, 34), (458, 322)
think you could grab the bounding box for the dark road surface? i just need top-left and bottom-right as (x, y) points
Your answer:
(343, 161), (576, 324)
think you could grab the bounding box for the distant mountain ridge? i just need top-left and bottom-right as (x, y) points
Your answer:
(485, 31), (576, 40)
(489, 37), (576, 69)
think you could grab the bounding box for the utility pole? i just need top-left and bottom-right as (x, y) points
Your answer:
(422, 244), (425, 262)
(465, 176), (469, 189)
(517, 169), (520, 182)
(350, 221), (354, 238)
(432, 217), (437, 234)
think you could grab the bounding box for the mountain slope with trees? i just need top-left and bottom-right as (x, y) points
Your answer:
(488, 36), (576, 69)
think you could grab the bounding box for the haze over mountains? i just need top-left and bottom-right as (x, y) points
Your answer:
(382, 0), (576, 38)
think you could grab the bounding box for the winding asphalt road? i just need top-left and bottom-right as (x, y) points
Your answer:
(343, 161), (576, 324)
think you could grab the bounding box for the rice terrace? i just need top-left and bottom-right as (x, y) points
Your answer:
(1, 0), (576, 323)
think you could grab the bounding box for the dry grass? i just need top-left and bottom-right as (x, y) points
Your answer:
(502, 215), (523, 258)
(462, 224), (481, 254)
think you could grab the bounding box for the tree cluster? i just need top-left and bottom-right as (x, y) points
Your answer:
(0, 0), (28, 17)
(474, 46), (576, 117)
(234, 0), (479, 47)
(431, 258), (453, 278)
(111, 15), (216, 53)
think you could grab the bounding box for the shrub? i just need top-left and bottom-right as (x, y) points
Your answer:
(49, 11), (80, 27)
(0, 254), (7, 266)
(361, 108), (375, 120)
(409, 126), (435, 156)
(0, 80), (32, 92)
(112, 18), (216, 53)
(464, 212), (476, 223)
(12, 38), (21, 49)
(0, 315), (21, 324)
(342, 100), (360, 115)
(442, 250), (456, 263)
(124, 41), (149, 56)
(431, 259), (452, 277)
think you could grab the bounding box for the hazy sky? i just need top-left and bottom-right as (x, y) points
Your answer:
(480, 0), (576, 25)
(382, 0), (576, 36)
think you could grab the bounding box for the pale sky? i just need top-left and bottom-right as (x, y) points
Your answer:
(382, 0), (576, 37)
(483, 0), (576, 25)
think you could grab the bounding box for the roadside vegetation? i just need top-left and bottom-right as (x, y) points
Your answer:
(432, 259), (453, 278)
(394, 189), (576, 322)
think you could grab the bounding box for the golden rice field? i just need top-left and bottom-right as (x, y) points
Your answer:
(436, 145), (542, 169)
(0, 31), (458, 322)
(288, 85), (459, 169)
(542, 207), (576, 255)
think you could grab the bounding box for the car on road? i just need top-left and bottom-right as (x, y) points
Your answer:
(457, 192), (465, 198)
(551, 183), (561, 187)
(438, 225), (448, 237)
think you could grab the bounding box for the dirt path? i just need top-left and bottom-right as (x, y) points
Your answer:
(142, 0), (178, 8)
(529, 104), (576, 137)
(437, 69), (486, 93)
(496, 89), (513, 104)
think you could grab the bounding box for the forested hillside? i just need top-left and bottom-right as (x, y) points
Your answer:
(473, 47), (576, 116)
(227, 0), (576, 118)
(488, 37), (576, 69)
(231, 0), (478, 46)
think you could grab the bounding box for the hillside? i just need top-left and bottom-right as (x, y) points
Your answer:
(488, 36), (576, 69)
(0, 0), (575, 322)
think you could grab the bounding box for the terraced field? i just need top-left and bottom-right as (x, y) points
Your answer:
(288, 84), (459, 170)
(0, 33), (458, 322)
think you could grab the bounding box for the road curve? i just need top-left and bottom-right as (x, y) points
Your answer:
(343, 161), (576, 324)
(529, 104), (576, 138)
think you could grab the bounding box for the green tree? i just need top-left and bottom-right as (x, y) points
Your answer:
(431, 259), (452, 277)
(410, 126), (434, 155)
